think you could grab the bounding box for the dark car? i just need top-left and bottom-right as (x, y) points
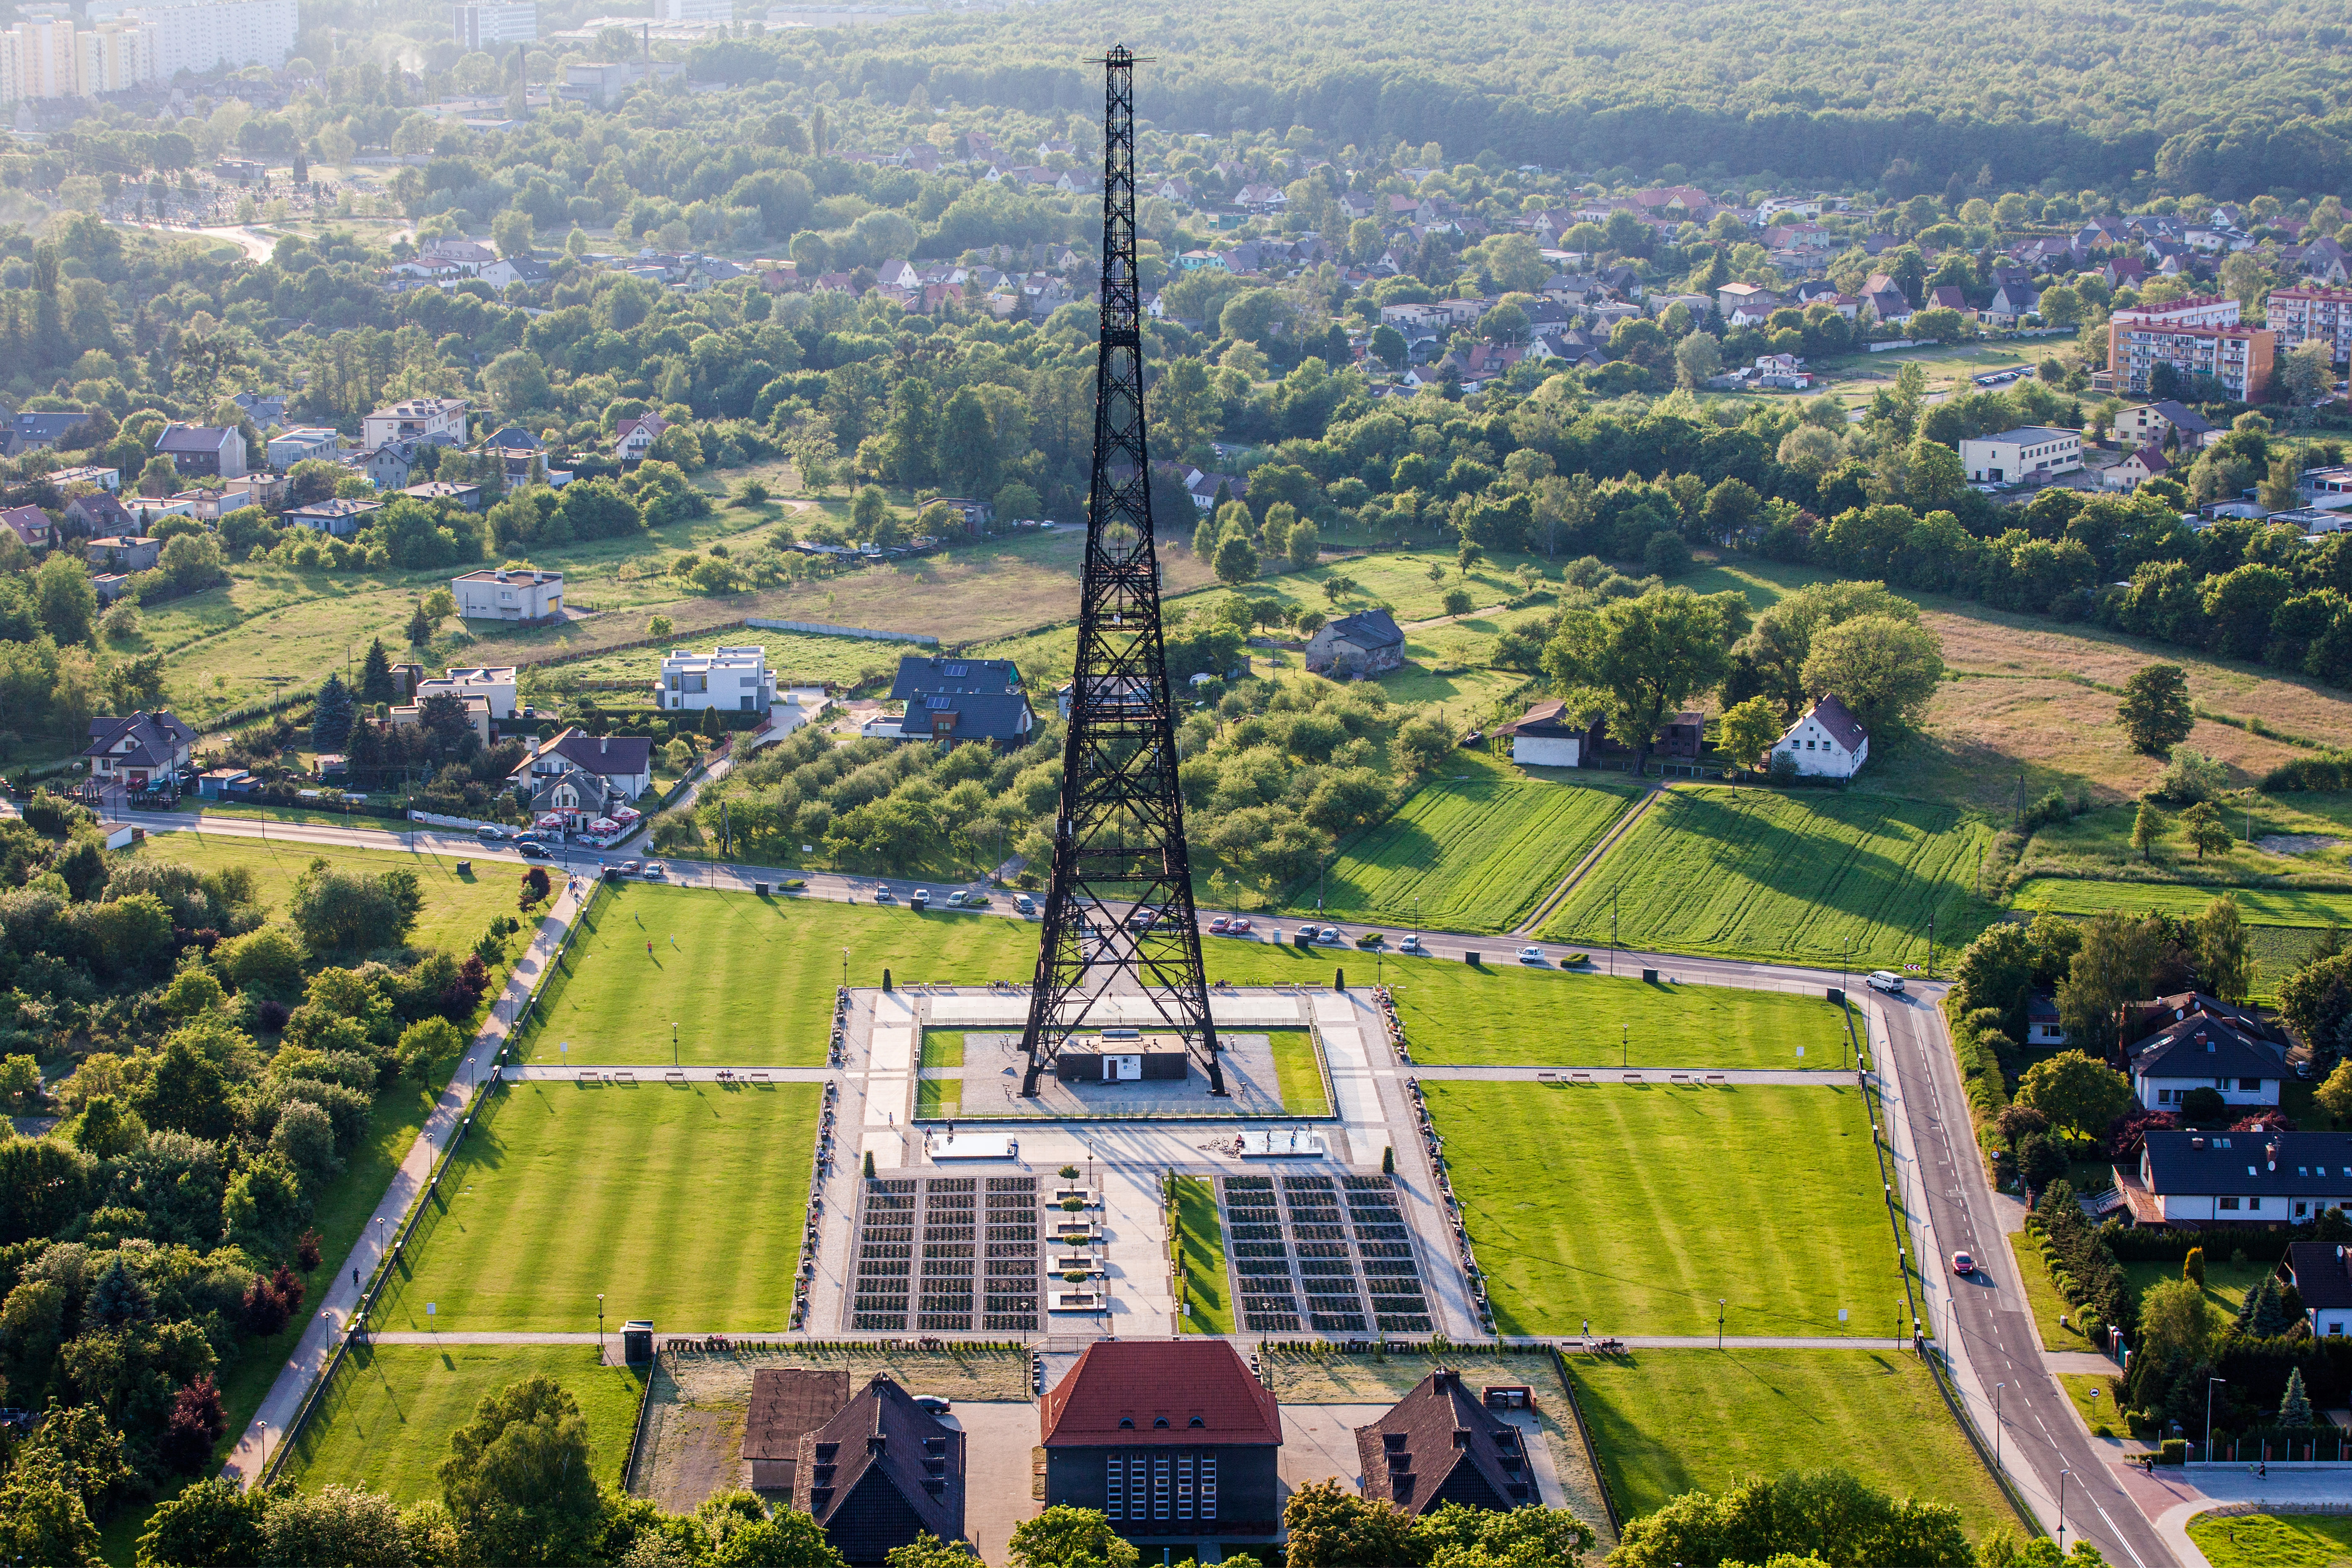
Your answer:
(519, 841), (554, 861)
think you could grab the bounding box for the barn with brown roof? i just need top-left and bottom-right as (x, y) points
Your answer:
(1039, 1340), (1282, 1540)
(741, 1367), (850, 1496)
(1353, 1367), (1540, 1514)
(791, 1374), (965, 1565)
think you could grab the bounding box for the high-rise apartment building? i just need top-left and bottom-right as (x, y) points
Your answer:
(2268, 285), (2352, 369)
(452, 2), (537, 49)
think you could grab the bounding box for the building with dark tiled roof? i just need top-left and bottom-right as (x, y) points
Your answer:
(792, 1375), (964, 1566)
(84, 710), (195, 787)
(2281, 1242), (2352, 1337)
(1303, 609), (1405, 678)
(1772, 693), (1868, 778)
(1354, 1367), (1540, 1514)
(2119, 1129), (2352, 1227)
(2122, 992), (2292, 1112)
(875, 655), (1036, 748)
(743, 1367), (851, 1496)
(1040, 1340), (1282, 1540)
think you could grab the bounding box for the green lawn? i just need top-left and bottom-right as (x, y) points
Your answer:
(1269, 1030), (1330, 1117)
(2187, 1512), (2352, 1568)
(919, 1029), (965, 1118)
(123, 830), (524, 955)
(2014, 877), (2352, 926)
(2058, 1372), (2125, 1439)
(535, 630), (905, 691)
(1427, 1082), (1897, 1337)
(1175, 1176), (1233, 1333)
(1565, 1349), (2015, 1540)
(1540, 785), (1994, 968)
(369, 1077), (821, 1331)
(1384, 960), (1852, 1069)
(517, 884), (1036, 1066)
(1279, 759), (1638, 933)
(282, 1344), (645, 1501)
(2120, 1257), (2273, 1319)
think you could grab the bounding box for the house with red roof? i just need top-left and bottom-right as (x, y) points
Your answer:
(1040, 1340), (1282, 1540)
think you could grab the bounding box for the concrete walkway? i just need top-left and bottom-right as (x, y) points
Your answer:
(1407, 1065), (1850, 1083)
(221, 879), (591, 1488)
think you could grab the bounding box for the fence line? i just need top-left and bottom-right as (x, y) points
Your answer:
(745, 617), (936, 645)
(1548, 1346), (1623, 1536)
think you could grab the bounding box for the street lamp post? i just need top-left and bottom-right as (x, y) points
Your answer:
(1717, 1298), (1725, 1349)
(842, 948), (848, 989)
(2058, 1468), (2071, 1551)
(671, 1022), (678, 1066)
(1994, 1383), (2004, 1473)
(1622, 1025), (1628, 1068)
(598, 1294), (605, 1361)
(2208, 1375), (2226, 1463)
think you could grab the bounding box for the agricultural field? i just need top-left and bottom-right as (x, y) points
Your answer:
(282, 1344), (646, 1502)
(515, 884), (1039, 1067)
(529, 629), (913, 694)
(369, 1078), (822, 1332)
(121, 828), (524, 956)
(2185, 1511), (2352, 1568)
(1385, 959), (1851, 1070)
(1541, 786), (1993, 968)
(1173, 1176), (1233, 1333)
(2012, 877), (2352, 927)
(1280, 759), (1638, 932)
(1565, 1349), (2016, 1540)
(2017, 797), (2352, 888)
(1425, 1081), (1895, 1338)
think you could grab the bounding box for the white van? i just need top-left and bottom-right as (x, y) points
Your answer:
(1866, 970), (1905, 995)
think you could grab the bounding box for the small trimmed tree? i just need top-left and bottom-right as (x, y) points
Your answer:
(2184, 1246), (2206, 1287)
(2282, 1366), (2315, 1428)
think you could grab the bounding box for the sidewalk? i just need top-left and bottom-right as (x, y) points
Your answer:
(220, 879), (589, 1488)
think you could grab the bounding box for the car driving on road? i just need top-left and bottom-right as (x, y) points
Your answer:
(1867, 970), (1905, 994)
(1517, 945), (1546, 964)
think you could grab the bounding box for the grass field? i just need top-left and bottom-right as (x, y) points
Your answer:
(2186, 1511), (2352, 1568)
(1175, 1176), (1233, 1333)
(536, 630), (905, 692)
(919, 1030), (965, 1117)
(369, 1077), (820, 1331)
(516, 884), (1043, 1066)
(1426, 1082), (1896, 1337)
(1540, 786), (1994, 968)
(1279, 759), (1638, 933)
(1385, 960), (1852, 1069)
(1565, 1349), (2015, 1540)
(2013, 877), (2352, 926)
(1269, 1030), (1330, 1117)
(123, 830), (523, 955)
(283, 1344), (645, 1501)
(2058, 1372), (2125, 1439)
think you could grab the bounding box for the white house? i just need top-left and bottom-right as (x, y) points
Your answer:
(1772, 693), (1869, 778)
(413, 665), (518, 721)
(2103, 443), (2172, 490)
(362, 397), (469, 449)
(2120, 1130), (2352, 1227)
(82, 710), (194, 788)
(612, 413), (667, 459)
(2281, 1243), (2352, 1337)
(2124, 993), (2291, 1111)
(657, 645), (776, 714)
(452, 567), (563, 623)
(1958, 426), (2082, 485)
(2026, 995), (2066, 1046)
(267, 427), (342, 470)
(511, 727), (655, 802)
(1499, 697), (1599, 768)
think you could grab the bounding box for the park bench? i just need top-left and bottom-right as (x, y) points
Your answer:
(1568, 1071), (1591, 1083)
(665, 1070), (687, 1084)
(1535, 1070), (1557, 1081)
(1622, 1073), (1643, 1083)
(748, 1072), (771, 1084)
(613, 1071), (636, 1085)
(577, 1070), (599, 1084)
(1705, 1073), (1727, 1086)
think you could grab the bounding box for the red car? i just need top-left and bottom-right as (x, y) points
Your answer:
(1951, 1252), (1976, 1277)
(1208, 916), (1230, 934)
(1229, 918), (1253, 935)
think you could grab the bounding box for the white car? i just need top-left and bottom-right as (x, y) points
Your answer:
(1866, 970), (1905, 995)
(1517, 946), (1546, 965)
(1014, 892), (1036, 915)
(1398, 934), (1424, 954)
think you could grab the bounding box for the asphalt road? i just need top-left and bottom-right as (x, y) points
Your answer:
(1878, 991), (2175, 1568)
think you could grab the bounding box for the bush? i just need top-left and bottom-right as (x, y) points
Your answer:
(2159, 1438), (2186, 1465)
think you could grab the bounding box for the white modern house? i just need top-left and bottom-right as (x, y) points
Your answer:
(1771, 694), (1869, 778)
(268, 427), (342, 469)
(1958, 426), (2082, 485)
(363, 397), (469, 449)
(657, 645), (777, 714)
(412, 666), (518, 720)
(2123, 993), (2291, 1112)
(2120, 1130), (2352, 1227)
(452, 567), (563, 623)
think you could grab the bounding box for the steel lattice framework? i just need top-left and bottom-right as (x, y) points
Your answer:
(1018, 46), (1226, 1099)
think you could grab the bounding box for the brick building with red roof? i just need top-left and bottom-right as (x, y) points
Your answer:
(1040, 1340), (1283, 1540)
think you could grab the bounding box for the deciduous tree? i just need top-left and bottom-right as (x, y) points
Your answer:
(2117, 663), (2195, 754)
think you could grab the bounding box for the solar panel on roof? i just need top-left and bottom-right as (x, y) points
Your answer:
(926, 694), (952, 709)
(945, 663), (969, 676)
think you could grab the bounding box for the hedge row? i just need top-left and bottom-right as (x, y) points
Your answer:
(1946, 992), (2012, 1161)
(2029, 1184), (2137, 1337)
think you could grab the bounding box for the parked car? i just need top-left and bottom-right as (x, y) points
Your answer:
(618, 860), (640, 875)
(944, 890), (967, 907)
(874, 887), (896, 903)
(1318, 928), (1346, 946)
(640, 862), (666, 879)
(913, 1395), (951, 1415)
(519, 841), (553, 861)
(1208, 916), (1230, 934)
(1866, 970), (1905, 994)
(1517, 945), (1546, 964)
(1951, 1251), (1976, 1277)
(474, 823), (505, 840)
(1399, 934), (1424, 954)
(1228, 917), (1251, 935)
(1014, 892), (1035, 914)
(911, 888), (930, 909)
(1295, 924), (1321, 942)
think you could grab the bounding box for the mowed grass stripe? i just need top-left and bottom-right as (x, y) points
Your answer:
(1540, 786), (1993, 967)
(372, 1079), (820, 1331)
(1426, 1082), (1893, 1337)
(1381, 958), (1849, 1068)
(519, 884), (1040, 1066)
(2013, 876), (2352, 926)
(284, 1344), (644, 1501)
(1567, 1349), (2014, 1540)
(1284, 764), (1640, 933)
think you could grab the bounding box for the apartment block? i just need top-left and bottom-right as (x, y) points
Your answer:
(0, 18), (80, 100)
(2106, 319), (2276, 403)
(452, 1), (537, 48)
(2107, 293), (2242, 331)
(2268, 286), (2352, 369)
(116, 0), (297, 80)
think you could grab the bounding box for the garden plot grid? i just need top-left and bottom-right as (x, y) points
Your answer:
(1218, 1173), (1433, 1336)
(849, 1174), (1042, 1333)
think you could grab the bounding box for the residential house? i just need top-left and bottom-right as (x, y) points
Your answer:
(1860, 286), (1912, 325)
(393, 692), (493, 747)
(743, 1368), (852, 1498)
(1354, 1368), (1540, 1514)
(62, 491), (135, 540)
(511, 727), (655, 802)
(2102, 257), (2148, 293)
(2278, 1244), (2352, 1336)
(282, 498), (383, 536)
(155, 422), (248, 480)
(4, 411), (90, 456)
(361, 397), (469, 449)
(519, 763), (618, 818)
(480, 254), (551, 290)
(267, 426), (341, 469)
(1039, 1341), (1282, 1540)
(2027, 995), (2066, 1046)
(413, 666), (518, 721)
(0, 505), (52, 551)
(403, 481), (484, 511)
(1497, 697), (1603, 768)
(231, 392), (288, 426)
(419, 238), (498, 272)
(357, 440), (421, 490)
(1715, 282), (1779, 316)
(50, 465), (119, 493)
(452, 567), (563, 623)
(791, 1375), (964, 1567)
(1979, 270), (2040, 327)
(86, 535), (160, 573)
(657, 645), (776, 715)
(2114, 400), (2221, 449)
(873, 655), (1034, 748)
(201, 475), (288, 518)
(613, 412), (667, 460)
(1925, 284), (1970, 315)
(2121, 992), (2293, 1112)
(1303, 609), (1406, 678)
(2104, 443), (2172, 489)
(2117, 1130), (2352, 1227)
(1958, 427), (2083, 485)
(1772, 693), (1869, 779)
(83, 710), (194, 788)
